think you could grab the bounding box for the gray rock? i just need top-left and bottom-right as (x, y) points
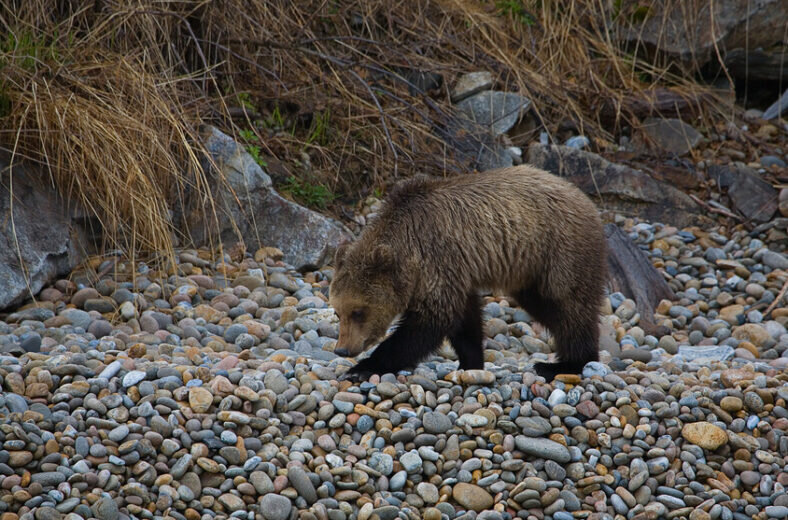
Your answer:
(60, 309), (92, 330)
(180, 126), (351, 269)
(259, 494), (292, 520)
(451, 72), (494, 103)
(423, 412), (452, 434)
(617, 0), (788, 69)
(389, 470), (407, 491)
(263, 370), (289, 393)
(582, 362), (609, 378)
(0, 153), (85, 310)
(527, 143), (700, 227)
(708, 164), (778, 222)
(98, 361), (122, 380)
(92, 495), (119, 520)
(5, 393), (28, 413)
(34, 507), (62, 520)
(438, 118), (514, 172)
(761, 250), (788, 271)
(455, 91), (531, 136)
(250, 471), (275, 495)
(31, 472), (66, 486)
(675, 345), (735, 362)
(761, 155), (787, 168)
(368, 452), (394, 476)
(122, 370), (146, 388)
(765, 506), (788, 519)
(638, 118), (702, 155)
(514, 437), (571, 463)
(88, 320), (112, 339)
(545, 460), (567, 481)
(400, 450), (423, 472)
(515, 416), (552, 437)
(287, 466), (317, 504)
(108, 425), (130, 442)
(372, 506), (400, 520)
(171, 454), (192, 479)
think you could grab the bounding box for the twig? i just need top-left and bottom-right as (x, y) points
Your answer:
(688, 193), (743, 221)
(764, 276), (788, 317)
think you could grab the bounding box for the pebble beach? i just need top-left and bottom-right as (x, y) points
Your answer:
(0, 216), (787, 520)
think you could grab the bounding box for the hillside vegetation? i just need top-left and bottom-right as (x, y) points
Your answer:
(0, 0), (731, 256)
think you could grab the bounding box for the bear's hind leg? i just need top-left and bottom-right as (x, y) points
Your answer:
(448, 292), (484, 370)
(344, 312), (446, 380)
(516, 288), (598, 380)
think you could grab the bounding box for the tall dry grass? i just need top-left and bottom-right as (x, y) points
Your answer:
(0, 0), (732, 260)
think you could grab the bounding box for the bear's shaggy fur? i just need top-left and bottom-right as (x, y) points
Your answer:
(329, 164), (607, 381)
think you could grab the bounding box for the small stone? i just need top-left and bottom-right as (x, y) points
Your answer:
(720, 396), (743, 413)
(658, 335), (678, 354)
(576, 400), (599, 418)
(741, 471), (761, 487)
(400, 451), (423, 473)
(762, 250), (788, 270)
(639, 118), (702, 155)
(514, 437), (571, 463)
(368, 452), (393, 476)
(287, 466), (317, 504)
(188, 386), (213, 413)
(681, 422), (727, 450)
(732, 323), (771, 348)
(92, 496), (119, 520)
(765, 506), (788, 519)
(452, 483), (494, 512)
(122, 370), (146, 387)
(218, 493), (245, 512)
(416, 482), (440, 504)
(460, 369), (495, 385)
(455, 91), (531, 136)
(423, 412), (452, 434)
(582, 361), (608, 378)
(264, 370), (289, 393)
(451, 71), (493, 103)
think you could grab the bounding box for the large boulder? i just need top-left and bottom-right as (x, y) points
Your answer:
(526, 143), (702, 227)
(0, 154), (84, 309)
(180, 127), (351, 270)
(617, 0), (787, 69)
(708, 164), (778, 222)
(439, 89), (532, 172)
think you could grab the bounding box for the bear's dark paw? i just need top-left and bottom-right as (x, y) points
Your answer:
(534, 361), (586, 381)
(340, 360), (386, 382)
(339, 366), (375, 382)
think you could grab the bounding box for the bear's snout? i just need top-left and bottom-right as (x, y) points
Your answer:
(335, 348), (351, 357)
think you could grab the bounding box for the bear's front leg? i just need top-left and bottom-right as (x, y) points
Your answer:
(343, 312), (446, 380)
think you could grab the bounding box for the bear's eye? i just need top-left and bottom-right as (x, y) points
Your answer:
(350, 309), (365, 322)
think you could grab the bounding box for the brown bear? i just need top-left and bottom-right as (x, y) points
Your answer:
(329, 164), (607, 381)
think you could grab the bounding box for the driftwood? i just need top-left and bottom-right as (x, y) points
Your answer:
(600, 88), (706, 124)
(605, 224), (676, 333)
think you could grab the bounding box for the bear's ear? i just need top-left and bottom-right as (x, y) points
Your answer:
(334, 239), (351, 269)
(368, 244), (395, 272)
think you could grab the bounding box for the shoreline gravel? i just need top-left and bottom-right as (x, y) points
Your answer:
(0, 216), (787, 520)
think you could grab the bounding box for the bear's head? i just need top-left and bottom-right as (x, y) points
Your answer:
(329, 240), (407, 357)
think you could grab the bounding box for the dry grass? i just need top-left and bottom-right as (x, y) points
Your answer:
(0, 0), (734, 259)
(0, 2), (219, 260)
